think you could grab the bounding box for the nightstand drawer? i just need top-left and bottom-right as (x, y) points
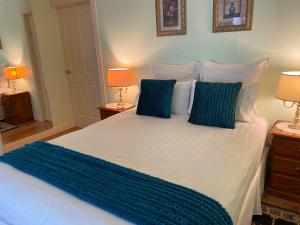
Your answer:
(272, 157), (300, 177)
(273, 138), (300, 158)
(270, 174), (300, 195)
(100, 110), (118, 120)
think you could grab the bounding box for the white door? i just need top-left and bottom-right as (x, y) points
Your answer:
(58, 3), (101, 128)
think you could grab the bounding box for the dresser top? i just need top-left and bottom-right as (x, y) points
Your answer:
(2, 90), (28, 96)
(271, 120), (300, 140)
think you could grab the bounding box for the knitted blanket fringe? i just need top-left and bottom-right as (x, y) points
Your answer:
(0, 142), (233, 225)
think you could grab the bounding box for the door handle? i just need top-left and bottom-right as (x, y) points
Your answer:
(65, 69), (71, 74)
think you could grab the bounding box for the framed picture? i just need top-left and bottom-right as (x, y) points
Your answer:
(155, 0), (186, 36)
(0, 38), (2, 49)
(213, 0), (254, 32)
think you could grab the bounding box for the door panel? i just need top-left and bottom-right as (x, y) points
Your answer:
(58, 3), (100, 127)
(80, 13), (98, 72)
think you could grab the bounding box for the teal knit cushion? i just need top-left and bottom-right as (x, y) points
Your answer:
(188, 82), (242, 129)
(137, 79), (176, 118)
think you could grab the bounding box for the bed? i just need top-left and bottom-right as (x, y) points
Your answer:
(0, 108), (268, 225)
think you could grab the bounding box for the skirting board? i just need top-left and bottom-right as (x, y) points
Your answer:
(3, 123), (74, 153)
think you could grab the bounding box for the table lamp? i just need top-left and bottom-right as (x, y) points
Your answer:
(276, 71), (300, 132)
(107, 68), (136, 109)
(4, 66), (26, 91)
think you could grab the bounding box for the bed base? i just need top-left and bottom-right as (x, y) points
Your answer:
(236, 146), (269, 225)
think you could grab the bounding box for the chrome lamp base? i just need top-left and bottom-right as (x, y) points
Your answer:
(289, 103), (300, 130)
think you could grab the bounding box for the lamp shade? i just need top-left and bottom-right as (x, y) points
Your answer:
(276, 71), (300, 102)
(107, 68), (136, 87)
(4, 66), (26, 80)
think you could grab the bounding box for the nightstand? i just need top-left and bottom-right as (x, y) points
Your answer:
(1, 91), (34, 125)
(98, 104), (135, 120)
(266, 120), (300, 202)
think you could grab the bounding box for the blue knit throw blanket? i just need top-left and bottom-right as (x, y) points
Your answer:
(0, 142), (233, 225)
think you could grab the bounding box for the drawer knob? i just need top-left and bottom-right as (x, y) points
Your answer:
(295, 167), (300, 172)
(293, 185), (298, 190)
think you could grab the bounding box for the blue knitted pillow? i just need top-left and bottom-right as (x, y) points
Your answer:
(137, 79), (176, 118)
(188, 82), (242, 129)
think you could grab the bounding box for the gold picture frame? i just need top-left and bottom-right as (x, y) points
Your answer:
(155, 0), (186, 36)
(213, 0), (254, 33)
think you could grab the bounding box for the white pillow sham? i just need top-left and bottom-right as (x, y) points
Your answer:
(235, 83), (258, 122)
(187, 80), (197, 114)
(172, 80), (193, 114)
(150, 62), (198, 81)
(197, 59), (269, 83)
(187, 81), (259, 123)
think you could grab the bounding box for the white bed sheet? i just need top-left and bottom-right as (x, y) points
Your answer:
(0, 109), (268, 225)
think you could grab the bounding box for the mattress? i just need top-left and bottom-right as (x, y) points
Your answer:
(0, 109), (268, 225)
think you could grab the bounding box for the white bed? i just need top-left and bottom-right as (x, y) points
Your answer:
(0, 109), (268, 225)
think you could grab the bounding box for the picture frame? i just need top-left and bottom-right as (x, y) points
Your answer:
(213, 0), (254, 33)
(0, 38), (2, 49)
(155, 0), (186, 36)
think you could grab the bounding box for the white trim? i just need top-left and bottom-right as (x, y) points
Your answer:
(90, 0), (107, 104)
(3, 123), (74, 153)
(50, 0), (90, 9)
(23, 11), (52, 122)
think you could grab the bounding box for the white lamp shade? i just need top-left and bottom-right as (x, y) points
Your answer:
(276, 72), (300, 102)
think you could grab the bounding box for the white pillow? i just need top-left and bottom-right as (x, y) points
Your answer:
(187, 81), (259, 122)
(235, 83), (259, 122)
(151, 62), (198, 81)
(172, 80), (193, 114)
(197, 59), (269, 83)
(187, 80), (197, 114)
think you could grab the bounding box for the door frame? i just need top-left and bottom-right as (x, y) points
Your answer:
(23, 11), (52, 121)
(50, 0), (107, 105)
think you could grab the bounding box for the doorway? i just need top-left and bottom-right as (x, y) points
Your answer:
(0, 10), (54, 146)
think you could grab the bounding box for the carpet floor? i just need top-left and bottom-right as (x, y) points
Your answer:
(252, 203), (300, 225)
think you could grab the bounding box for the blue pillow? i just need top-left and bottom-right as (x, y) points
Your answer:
(188, 82), (242, 129)
(137, 79), (176, 118)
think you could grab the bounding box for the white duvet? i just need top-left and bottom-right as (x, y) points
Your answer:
(0, 109), (268, 225)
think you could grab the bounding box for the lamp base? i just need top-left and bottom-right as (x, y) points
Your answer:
(276, 122), (300, 135)
(290, 103), (300, 130)
(288, 123), (300, 130)
(105, 102), (135, 110)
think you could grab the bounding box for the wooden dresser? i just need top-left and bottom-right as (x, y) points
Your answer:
(1, 91), (34, 125)
(266, 121), (300, 202)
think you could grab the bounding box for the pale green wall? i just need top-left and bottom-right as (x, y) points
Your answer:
(30, 0), (74, 126)
(0, 0), (44, 121)
(95, 0), (300, 125)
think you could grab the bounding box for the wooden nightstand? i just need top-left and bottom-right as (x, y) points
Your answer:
(266, 120), (300, 202)
(98, 104), (135, 120)
(1, 91), (34, 125)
